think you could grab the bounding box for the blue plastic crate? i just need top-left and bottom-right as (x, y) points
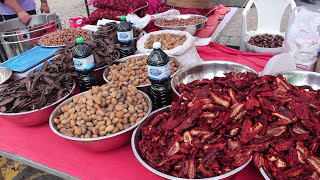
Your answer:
(0, 46), (60, 73)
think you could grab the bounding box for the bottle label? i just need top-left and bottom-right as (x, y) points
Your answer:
(117, 30), (134, 43)
(73, 54), (95, 71)
(147, 62), (170, 81)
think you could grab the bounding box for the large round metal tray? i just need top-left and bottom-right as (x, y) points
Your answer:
(171, 61), (257, 98)
(0, 80), (76, 126)
(132, 105), (253, 180)
(154, 14), (208, 35)
(49, 89), (152, 152)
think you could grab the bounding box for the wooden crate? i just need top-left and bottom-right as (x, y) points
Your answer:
(166, 0), (213, 9)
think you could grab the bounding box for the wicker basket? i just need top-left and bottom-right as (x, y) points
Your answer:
(166, 0), (213, 9)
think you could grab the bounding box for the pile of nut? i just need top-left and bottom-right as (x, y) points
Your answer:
(53, 83), (149, 138)
(39, 28), (90, 46)
(144, 33), (186, 50)
(248, 34), (284, 48)
(105, 55), (179, 86)
(157, 17), (206, 26)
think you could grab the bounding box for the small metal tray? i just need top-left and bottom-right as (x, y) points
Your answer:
(0, 46), (60, 72)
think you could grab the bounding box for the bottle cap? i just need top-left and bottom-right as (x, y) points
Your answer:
(120, 15), (126, 21)
(76, 37), (84, 43)
(153, 42), (162, 49)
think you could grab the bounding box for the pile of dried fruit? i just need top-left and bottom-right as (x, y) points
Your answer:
(0, 71), (74, 113)
(144, 33), (186, 50)
(140, 72), (320, 179)
(52, 37), (119, 72)
(105, 55), (179, 86)
(93, 22), (143, 43)
(248, 34), (284, 48)
(157, 17), (206, 26)
(39, 28), (90, 46)
(53, 83), (149, 138)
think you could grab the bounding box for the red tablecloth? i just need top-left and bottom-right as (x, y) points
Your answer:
(0, 43), (275, 180)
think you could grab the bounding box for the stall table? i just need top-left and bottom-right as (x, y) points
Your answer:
(0, 43), (275, 179)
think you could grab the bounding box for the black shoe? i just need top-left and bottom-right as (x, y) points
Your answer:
(301, 0), (316, 4)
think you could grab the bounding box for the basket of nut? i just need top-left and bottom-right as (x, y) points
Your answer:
(49, 82), (152, 152)
(244, 33), (284, 54)
(137, 30), (202, 67)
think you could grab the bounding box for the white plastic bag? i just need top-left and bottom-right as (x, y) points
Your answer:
(137, 30), (203, 67)
(126, 9), (180, 30)
(259, 53), (296, 75)
(282, 7), (320, 71)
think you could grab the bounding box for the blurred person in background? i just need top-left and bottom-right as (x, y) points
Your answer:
(0, 0), (50, 25)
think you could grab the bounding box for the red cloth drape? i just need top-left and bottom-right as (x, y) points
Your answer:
(0, 43), (275, 180)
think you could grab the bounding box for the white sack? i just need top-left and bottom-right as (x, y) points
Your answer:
(137, 30), (203, 67)
(282, 7), (320, 71)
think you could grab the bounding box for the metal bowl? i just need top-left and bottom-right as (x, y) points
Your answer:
(0, 66), (12, 84)
(103, 53), (181, 88)
(171, 61), (257, 97)
(154, 14), (207, 35)
(49, 90), (152, 152)
(244, 34), (282, 54)
(275, 71), (320, 90)
(0, 81), (75, 126)
(132, 106), (252, 180)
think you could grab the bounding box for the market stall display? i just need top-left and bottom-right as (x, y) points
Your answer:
(103, 54), (180, 87)
(39, 28), (91, 47)
(0, 71), (75, 126)
(155, 14), (207, 35)
(50, 83), (152, 151)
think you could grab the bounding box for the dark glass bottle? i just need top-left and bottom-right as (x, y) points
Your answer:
(117, 15), (135, 58)
(73, 37), (97, 92)
(147, 42), (172, 109)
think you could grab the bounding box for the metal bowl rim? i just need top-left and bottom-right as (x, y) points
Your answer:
(0, 66), (12, 84)
(103, 53), (182, 88)
(49, 89), (152, 142)
(0, 14), (61, 34)
(131, 105), (253, 180)
(154, 14), (208, 28)
(259, 167), (271, 180)
(273, 70), (320, 76)
(171, 60), (258, 97)
(0, 80), (76, 116)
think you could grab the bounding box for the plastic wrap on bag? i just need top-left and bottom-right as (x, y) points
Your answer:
(137, 30), (203, 67)
(282, 7), (320, 71)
